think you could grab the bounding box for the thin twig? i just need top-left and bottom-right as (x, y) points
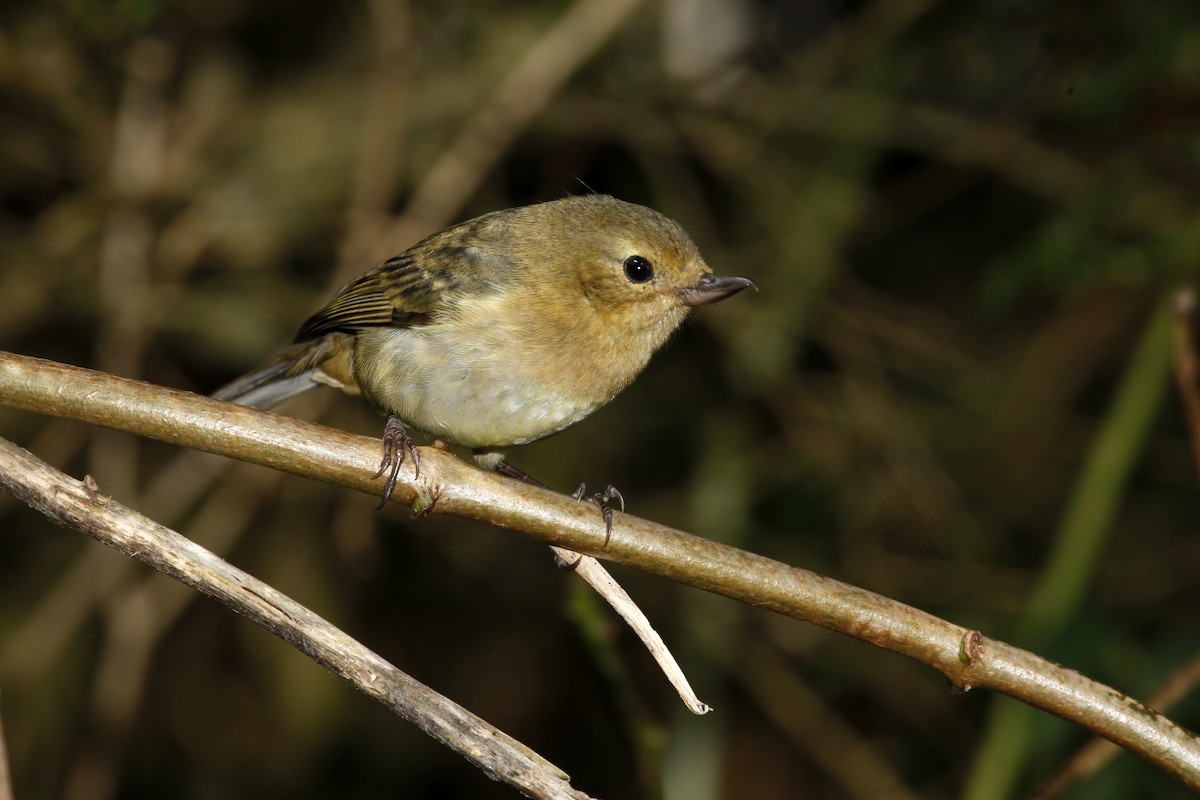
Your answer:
(1, 351), (1198, 791)
(553, 548), (711, 715)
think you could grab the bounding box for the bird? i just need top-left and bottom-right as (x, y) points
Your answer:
(213, 194), (755, 534)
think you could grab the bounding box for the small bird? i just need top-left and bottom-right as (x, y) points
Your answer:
(214, 194), (755, 530)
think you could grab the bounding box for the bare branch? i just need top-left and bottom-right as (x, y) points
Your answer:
(0, 435), (592, 800)
(376, 0), (646, 264)
(1, 350), (1198, 792)
(554, 548), (711, 715)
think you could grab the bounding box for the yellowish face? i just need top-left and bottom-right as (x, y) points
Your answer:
(506, 195), (711, 351)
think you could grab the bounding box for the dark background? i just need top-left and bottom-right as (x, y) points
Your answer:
(1, 1), (1198, 798)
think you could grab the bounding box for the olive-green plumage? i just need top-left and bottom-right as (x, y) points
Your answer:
(215, 195), (754, 467)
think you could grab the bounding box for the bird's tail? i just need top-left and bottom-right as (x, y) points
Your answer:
(212, 339), (342, 409)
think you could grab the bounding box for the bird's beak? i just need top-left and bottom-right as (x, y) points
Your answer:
(680, 273), (758, 307)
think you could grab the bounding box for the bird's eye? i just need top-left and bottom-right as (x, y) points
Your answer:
(623, 255), (654, 284)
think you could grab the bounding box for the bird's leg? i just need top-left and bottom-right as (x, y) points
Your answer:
(572, 484), (624, 546)
(485, 454), (622, 564)
(372, 414), (420, 508)
(492, 458), (546, 487)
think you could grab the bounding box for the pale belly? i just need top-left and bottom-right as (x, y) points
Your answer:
(351, 326), (609, 448)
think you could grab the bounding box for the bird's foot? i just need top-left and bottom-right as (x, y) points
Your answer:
(573, 484), (624, 546)
(490, 458), (624, 546)
(372, 414), (419, 509)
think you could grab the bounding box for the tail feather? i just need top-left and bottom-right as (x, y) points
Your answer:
(213, 367), (320, 409)
(213, 345), (322, 409)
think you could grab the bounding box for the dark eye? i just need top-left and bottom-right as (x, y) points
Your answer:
(623, 255), (654, 284)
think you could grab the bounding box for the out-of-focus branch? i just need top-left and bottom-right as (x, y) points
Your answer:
(375, 0), (646, 266)
(0, 435), (592, 800)
(1170, 288), (1200, 471)
(1, 350), (1198, 791)
(0, 694), (12, 800)
(965, 300), (1177, 800)
(338, 0), (414, 274)
(743, 643), (923, 800)
(60, 461), (281, 800)
(995, 290), (1200, 794)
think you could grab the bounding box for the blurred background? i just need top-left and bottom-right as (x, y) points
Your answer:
(2, 0), (1198, 798)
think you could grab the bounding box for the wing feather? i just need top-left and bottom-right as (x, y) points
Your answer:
(295, 213), (515, 342)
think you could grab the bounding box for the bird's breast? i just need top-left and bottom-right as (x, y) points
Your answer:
(350, 315), (633, 448)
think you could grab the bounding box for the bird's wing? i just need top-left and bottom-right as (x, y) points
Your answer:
(295, 233), (509, 341)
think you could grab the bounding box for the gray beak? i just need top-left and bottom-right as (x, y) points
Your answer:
(680, 274), (758, 307)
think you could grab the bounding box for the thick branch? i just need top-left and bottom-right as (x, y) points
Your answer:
(1, 351), (1198, 791)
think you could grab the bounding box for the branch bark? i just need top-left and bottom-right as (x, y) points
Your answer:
(1, 350), (1198, 792)
(0, 435), (591, 800)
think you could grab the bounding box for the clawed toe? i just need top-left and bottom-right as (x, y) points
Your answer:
(552, 549), (584, 571)
(574, 483), (624, 545)
(492, 459), (626, 546)
(372, 415), (420, 509)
